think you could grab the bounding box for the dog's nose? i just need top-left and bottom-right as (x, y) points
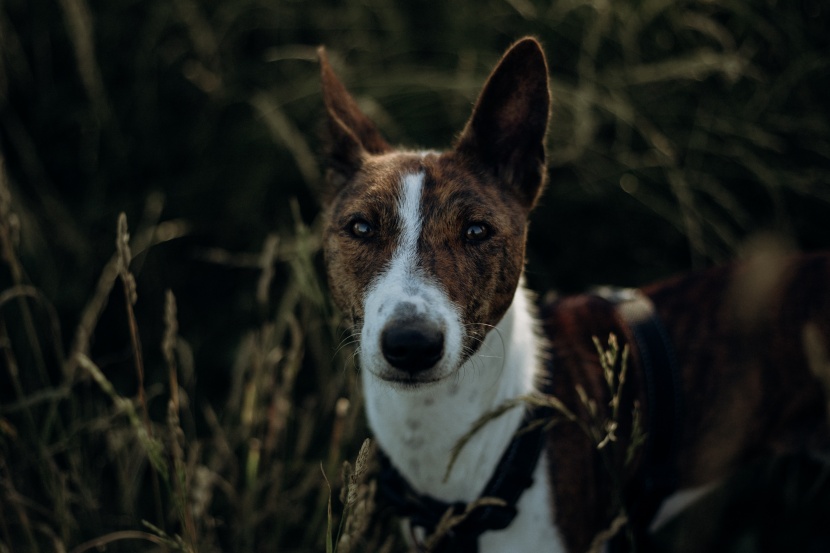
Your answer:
(381, 320), (444, 373)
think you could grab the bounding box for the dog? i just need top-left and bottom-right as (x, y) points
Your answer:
(317, 38), (830, 552)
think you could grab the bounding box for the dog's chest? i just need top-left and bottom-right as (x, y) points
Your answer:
(360, 325), (528, 502)
(367, 383), (566, 553)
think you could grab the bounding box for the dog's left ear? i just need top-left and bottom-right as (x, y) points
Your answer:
(454, 38), (550, 210)
(319, 47), (391, 189)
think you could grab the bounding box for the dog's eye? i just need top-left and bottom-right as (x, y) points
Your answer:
(464, 223), (490, 242)
(349, 219), (374, 239)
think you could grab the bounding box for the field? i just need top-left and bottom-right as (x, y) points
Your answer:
(1, 0), (830, 551)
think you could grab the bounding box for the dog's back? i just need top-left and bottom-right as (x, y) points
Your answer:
(541, 252), (830, 551)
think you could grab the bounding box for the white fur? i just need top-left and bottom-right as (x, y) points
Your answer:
(358, 170), (566, 552)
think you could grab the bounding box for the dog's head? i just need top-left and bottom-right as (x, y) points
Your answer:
(319, 38), (550, 387)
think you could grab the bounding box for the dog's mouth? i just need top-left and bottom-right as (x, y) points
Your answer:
(374, 369), (446, 388)
(363, 345), (476, 389)
(369, 352), (453, 386)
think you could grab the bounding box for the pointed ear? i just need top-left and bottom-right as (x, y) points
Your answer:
(319, 47), (391, 187)
(454, 38), (550, 210)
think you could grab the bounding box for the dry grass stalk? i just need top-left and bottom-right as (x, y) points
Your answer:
(163, 290), (181, 411)
(421, 497), (507, 552)
(336, 438), (377, 553)
(57, 0), (112, 123)
(68, 530), (174, 553)
(116, 213), (166, 528)
(586, 513), (629, 553)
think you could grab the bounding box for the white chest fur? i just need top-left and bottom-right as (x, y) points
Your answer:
(361, 286), (566, 551)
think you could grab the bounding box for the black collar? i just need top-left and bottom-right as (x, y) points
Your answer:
(377, 399), (552, 553)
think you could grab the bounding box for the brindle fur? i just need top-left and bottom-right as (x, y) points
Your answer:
(542, 254), (830, 551)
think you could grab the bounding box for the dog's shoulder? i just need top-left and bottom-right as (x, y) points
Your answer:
(537, 293), (647, 552)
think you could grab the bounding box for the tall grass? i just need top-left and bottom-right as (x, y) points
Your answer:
(0, 168), (385, 552)
(1, 0), (829, 552)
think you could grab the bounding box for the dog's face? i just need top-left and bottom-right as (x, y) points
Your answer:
(320, 39), (550, 387)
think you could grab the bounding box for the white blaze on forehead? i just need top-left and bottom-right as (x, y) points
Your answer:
(365, 170), (429, 312)
(395, 171), (425, 278)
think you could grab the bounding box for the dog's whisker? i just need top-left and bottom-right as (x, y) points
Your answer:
(331, 334), (361, 360)
(462, 322), (507, 375)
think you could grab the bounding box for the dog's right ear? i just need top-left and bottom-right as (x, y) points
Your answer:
(454, 38), (550, 210)
(319, 47), (391, 188)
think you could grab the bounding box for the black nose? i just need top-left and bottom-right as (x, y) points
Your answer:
(381, 319), (444, 373)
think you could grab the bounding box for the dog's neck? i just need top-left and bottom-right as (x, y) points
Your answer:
(361, 282), (545, 503)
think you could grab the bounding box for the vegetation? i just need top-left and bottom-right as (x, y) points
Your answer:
(1, 0), (829, 551)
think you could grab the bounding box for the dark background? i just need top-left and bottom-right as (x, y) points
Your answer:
(1, 0), (829, 551)
(3, 0), (830, 377)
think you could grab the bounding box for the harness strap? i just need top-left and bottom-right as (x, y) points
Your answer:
(378, 399), (552, 552)
(610, 289), (684, 530)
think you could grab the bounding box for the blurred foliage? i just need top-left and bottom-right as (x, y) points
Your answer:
(2, 0), (830, 349)
(1, 0), (829, 551)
